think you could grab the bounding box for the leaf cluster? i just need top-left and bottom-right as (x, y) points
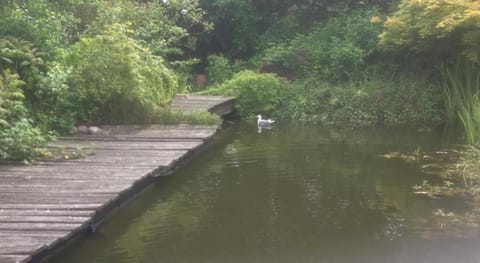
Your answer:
(65, 23), (178, 124)
(261, 8), (384, 82)
(203, 70), (290, 117)
(0, 70), (48, 160)
(380, 0), (480, 62)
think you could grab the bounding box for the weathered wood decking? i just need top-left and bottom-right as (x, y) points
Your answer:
(0, 125), (218, 263)
(171, 94), (236, 116)
(0, 95), (235, 263)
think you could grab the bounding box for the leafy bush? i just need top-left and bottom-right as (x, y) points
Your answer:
(35, 61), (75, 133)
(205, 54), (233, 86)
(0, 0), (77, 54)
(0, 70), (48, 161)
(257, 15), (303, 52)
(380, 0), (480, 62)
(285, 71), (443, 127)
(203, 70), (290, 117)
(367, 77), (443, 126)
(87, 0), (211, 58)
(0, 37), (46, 105)
(66, 23), (178, 124)
(261, 8), (384, 82)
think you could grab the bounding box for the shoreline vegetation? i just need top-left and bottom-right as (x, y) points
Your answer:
(1, 0), (480, 233)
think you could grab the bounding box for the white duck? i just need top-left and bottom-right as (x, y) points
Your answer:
(256, 114), (275, 126)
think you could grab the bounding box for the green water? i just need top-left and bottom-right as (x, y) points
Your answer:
(50, 122), (480, 263)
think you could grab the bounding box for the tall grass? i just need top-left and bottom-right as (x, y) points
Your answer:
(442, 61), (480, 144)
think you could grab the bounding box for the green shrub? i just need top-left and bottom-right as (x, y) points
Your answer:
(0, 37), (46, 106)
(261, 8), (384, 82)
(257, 15), (303, 52)
(205, 54), (233, 86)
(367, 78), (443, 126)
(285, 80), (377, 125)
(87, 0), (211, 58)
(203, 70), (290, 117)
(379, 0), (480, 62)
(66, 23), (178, 124)
(285, 71), (443, 127)
(0, 70), (48, 161)
(0, 0), (77, 54)
(35, 61), (76, 133)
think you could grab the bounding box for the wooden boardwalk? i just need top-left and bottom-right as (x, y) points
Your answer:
(0, 123), (221, 263)
(171, 94), (235, 116)
(0, 95), (236, 263)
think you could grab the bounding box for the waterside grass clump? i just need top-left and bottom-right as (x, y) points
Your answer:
(151, 108), (221, 125)
(442, 61), (480, 145)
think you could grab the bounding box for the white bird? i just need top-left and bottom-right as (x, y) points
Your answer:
(76, 124), (102, 135)
(256, 114), (275, 126)
(88, 126), (102, 134)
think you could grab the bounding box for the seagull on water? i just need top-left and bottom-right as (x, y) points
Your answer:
(256, 114), (275, 126)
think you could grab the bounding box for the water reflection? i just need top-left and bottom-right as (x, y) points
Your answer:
(50, 122), (480, 263)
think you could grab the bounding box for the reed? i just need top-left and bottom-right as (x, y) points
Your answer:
(442, 61), (480, 145)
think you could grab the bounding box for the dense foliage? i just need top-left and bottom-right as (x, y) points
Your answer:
(2, 0), (480, 160)
(0, 70), (48, 160)
(203, 70), (290, 117)
(66, 23), (178, 124)
(380, 0), (480, 62)
(198, 0), (479, 139)
(261, 8), (384, 81)
(0, 0), (210, 160)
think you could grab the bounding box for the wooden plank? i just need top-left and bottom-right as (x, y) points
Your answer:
(0, 177), (140, 184)
(32, 161), (163, 168)
(0, 255), (31, 263)
(0, 242), (47, 255)
(0, 166), (158, 176)
(0, 223), (83, 231)
(55, 137), (205, 142)
(0, 186), (131, 194)
(171, 95), (235, 116)
(0, 216), (89, 224)
(0, 235), (61, 244)
(35, 151), (185, 164)
(175, 95), (234, 101)
(0, 210), (93, 217)
(0, 172), (148, 180)
(0, 204), (101, 210)
(0, 193), (115, 204)
(48, 140), (202, 150)
(0, 122), (220, 262)
(0, 230), (71, 238)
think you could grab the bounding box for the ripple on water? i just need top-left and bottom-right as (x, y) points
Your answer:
(49, 122), (480, 263)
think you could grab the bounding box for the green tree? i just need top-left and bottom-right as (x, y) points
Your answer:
(380, 0), (480, 62)
(261, 8), (384, 81)
(0, 0), (78, 54)
(86, 0), (211, 59)
(66, 23), (178, 124)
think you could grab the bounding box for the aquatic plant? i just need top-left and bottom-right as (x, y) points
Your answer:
(151, 108), (221, 125)
(442, 61), (480, 144)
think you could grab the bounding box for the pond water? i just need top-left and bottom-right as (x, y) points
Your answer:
(49, 122), (480, 263)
